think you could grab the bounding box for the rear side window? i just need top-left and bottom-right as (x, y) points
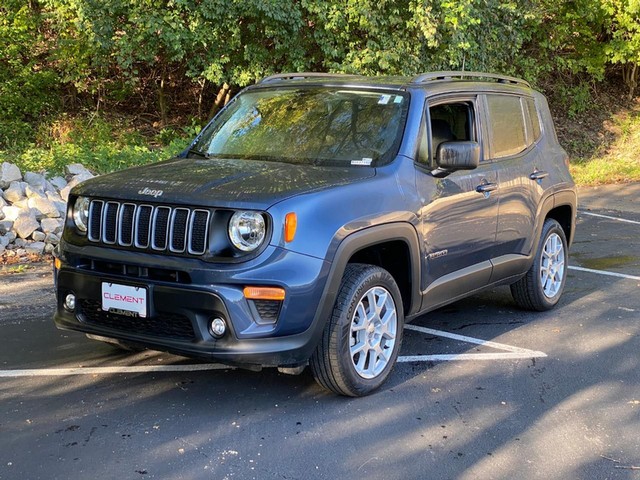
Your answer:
(525, 97), (541, 142)
(486, 95), (527, 158)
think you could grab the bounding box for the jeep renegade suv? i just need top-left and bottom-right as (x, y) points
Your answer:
(54, 71), (577, 396)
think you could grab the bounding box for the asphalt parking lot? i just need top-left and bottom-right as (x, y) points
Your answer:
(1, 184), (639, 480)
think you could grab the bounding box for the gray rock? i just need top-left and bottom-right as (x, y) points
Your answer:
(45, 191), (67, 215)
(67, 173), (94, 189)
(11, 198), (30, 210)
(59, 185), (71, 202)
(0, 220), (13, 235)
(49, 176), (67, 191)
(0, 235), (9, 247)
(31, 230), (46, 242)
(0, 244), (5, 255)
(24, 171), (47, 188)
(15, 248), (27, 257)
(0, 197), (6, 208)
(3, 181), (27, 203)
(1, 205), (22, 222)
(25, 241), (45, 255)
(0, 209), (3, 221)
(4, 231), (16, 243)
(65, 163), (92, 177)
(28, 196), (60, 218)
(44, 243), (55, 254)
(45, 232), (60, 245)
(0, 162), (22, 189)
(40, 218), (64, 234)
(14, 237), (27, 248)
(13, 214), (40, 239)
(25, 184), (46, 199)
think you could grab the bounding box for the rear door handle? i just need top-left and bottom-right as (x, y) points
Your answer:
(530, 170), (549, 180)
(476, 182), (498, 193)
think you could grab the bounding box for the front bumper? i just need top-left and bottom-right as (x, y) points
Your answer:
(53, 241), (331, 367)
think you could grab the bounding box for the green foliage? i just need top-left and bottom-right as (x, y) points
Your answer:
(2, 0), (640, 174)
(569, 104), (640, 185)
(0, 0), (60, 149)
(0, 114), (189, 175)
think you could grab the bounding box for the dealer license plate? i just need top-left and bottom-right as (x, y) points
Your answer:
(101, 283), (148, 318)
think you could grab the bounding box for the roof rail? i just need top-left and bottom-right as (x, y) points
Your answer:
(259, 72), (362, 84)
(411, 71), (530, 88)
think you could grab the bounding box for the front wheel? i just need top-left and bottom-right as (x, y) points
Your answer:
(510, 218), (568, 311)
(310, 264), (404, 397)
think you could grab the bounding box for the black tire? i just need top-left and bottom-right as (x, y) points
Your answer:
(510, 218), (568, 311)
(85, 334), (145, 352)
(310, 263), (404, 397)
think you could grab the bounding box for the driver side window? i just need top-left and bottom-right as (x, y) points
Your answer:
(429, 102), (475, 160)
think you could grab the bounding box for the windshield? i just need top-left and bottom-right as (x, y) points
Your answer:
(191, 87), (408, 166)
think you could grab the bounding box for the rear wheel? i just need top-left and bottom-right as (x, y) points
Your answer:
(511, 218), (568, 311)
(310, 264), (404, 397)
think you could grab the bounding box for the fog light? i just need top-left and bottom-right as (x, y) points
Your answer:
(209, 317), (227, 338)
(64, 293), (76, 311)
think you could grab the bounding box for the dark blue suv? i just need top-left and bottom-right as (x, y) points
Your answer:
(54, 72), (577, 396)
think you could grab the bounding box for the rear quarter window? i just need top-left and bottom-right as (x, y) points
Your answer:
(486, 94), (527, 158)
(525, 97), (542, 142)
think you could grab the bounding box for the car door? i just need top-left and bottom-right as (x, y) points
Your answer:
(415, 96), (499, 310)
(482, 94), (546, 282)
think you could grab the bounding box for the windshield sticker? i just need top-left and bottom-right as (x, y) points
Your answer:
(394, 95), (403, 104)
(351, 158), (373, 166)
(378, 94), (392, 105)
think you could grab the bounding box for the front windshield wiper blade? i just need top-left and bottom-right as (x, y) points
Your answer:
(186, 148), (208, 158)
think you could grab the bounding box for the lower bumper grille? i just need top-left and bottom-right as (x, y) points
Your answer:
(78, 299), (196, 341)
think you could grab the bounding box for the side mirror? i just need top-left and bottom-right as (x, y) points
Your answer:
(436, 141), (480, 170)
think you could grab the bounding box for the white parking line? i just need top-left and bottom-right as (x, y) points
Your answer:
(0, 364), (232, 378)
(579, 211), (640, 225)
(568, 265), (640, 281)
(398, 324), (547, 362)
(0, 325), (546, 377)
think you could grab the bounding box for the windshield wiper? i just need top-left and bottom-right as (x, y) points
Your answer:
(186, 148), (208, 158)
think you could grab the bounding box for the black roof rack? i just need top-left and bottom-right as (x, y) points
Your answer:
(411, 71), (530, 88)
(259, 72), (362, 84)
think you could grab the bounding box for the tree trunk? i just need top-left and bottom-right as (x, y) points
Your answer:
(208, 83), (230, 120)
(158, 70), (168, 127)
(623, 63), (638, 101)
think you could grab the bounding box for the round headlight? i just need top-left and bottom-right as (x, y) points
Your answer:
(73, 196), (90, 233)
(228, 211), (266, 252)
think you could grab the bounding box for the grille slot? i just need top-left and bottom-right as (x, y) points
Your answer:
(88, 200), (211, 256)
(79, 299), (196, 340)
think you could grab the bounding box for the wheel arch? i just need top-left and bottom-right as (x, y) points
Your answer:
(326, 223), (422, 318)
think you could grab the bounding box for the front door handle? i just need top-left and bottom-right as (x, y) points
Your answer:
(476, 182), (498, 194)
(530, 170), (549, 181)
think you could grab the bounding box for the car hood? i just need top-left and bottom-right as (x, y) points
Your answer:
(72, 157), (376, 209)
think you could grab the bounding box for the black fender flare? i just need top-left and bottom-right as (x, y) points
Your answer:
(312, 222), (422, 329)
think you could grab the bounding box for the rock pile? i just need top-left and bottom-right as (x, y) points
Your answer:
(0, 162), (95, 259)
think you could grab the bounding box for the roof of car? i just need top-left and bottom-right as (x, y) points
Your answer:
(255, 71), (532, 93)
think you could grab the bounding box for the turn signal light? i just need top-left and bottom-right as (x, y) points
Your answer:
(243, 286), (286, 301)
(54, 258), (61, 270)
(284, 212), (297, 243)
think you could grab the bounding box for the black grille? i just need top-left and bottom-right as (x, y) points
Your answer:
(253, 300), (282, 323)
(152, 207), (170, 250)
(136, 206), (152, 248)
(87, 200), (211, 256)
(171, 209), (189, 252)
(119, 204), (135, 245)
(79, 299), (196, 340)
(190, 210), (209, 254)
